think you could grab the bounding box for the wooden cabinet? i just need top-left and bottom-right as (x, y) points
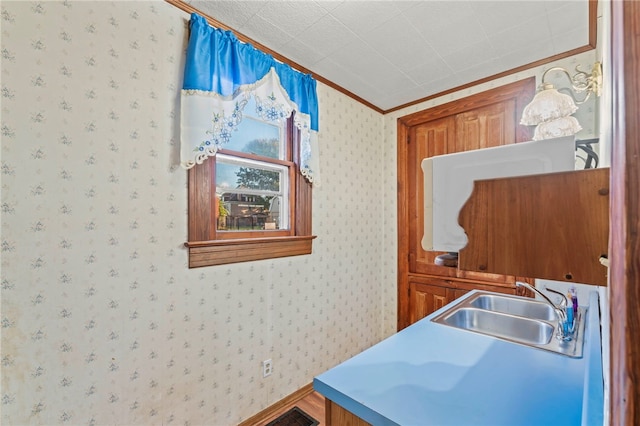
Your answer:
(458, 168), (610, 286)
(398, 78), (536, 329)
(409, 281), (456, 324)
(325, 399), (371, 426)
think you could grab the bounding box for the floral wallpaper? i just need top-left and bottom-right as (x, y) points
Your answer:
(1, 1), (605, 425)
(1, 2), (388, 425)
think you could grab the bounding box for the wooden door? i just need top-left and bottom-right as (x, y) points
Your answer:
(397, 78), (535, 330)
(407, 101), (519, 281)
(409, 116), (457, 278)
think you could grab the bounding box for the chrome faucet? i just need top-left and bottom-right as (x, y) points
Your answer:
(516, 282), (573, 341)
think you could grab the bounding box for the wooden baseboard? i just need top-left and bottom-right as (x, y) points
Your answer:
(238, 382), (315, 426)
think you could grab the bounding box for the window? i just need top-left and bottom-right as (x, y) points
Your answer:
(185, 98), (314, 267)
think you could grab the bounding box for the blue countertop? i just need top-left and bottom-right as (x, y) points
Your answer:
(314, 290), (604, 426)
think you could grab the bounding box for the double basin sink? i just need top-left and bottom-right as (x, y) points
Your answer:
(431, 291), (586, 358)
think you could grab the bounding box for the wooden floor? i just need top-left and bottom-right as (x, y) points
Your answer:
(257, 391), (325, 425)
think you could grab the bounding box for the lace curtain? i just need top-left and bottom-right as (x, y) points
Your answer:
(180, 13), (320, 184)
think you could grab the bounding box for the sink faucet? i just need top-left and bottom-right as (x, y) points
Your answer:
(515, 282), (573, 341)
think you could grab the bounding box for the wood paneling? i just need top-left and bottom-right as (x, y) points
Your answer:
(188, 157), (215, 241)
(458, 168), (610, 286)
(610, 1), (640, 424)
(186, 236), (315, 268)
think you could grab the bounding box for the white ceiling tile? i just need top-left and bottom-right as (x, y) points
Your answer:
(281, 37), (327, 68)
(329, 1), (403, 38)
(442, 39), (500, 73)
(471, 1), (547, 36)
(313, 56), (386, 99)
(242, 15), (294, 52)
(311, 56), (347, 82)
(189, 1), (265, 29)
(419, 75), (467, 98)
(552, 26), (590, 54)
(258, 2), (327, 37)
(374, 70), (417, 95)
(407, 4), (488, 56)
(453, 59), (508, 86)
(404, 59), (453, 86)
(547, 3), (590, 39)
(392, 1), (421, 13)
(488, 16), (552, 56)
(400, 2), (443, 31)
(544, 1), (584, 14)
(499, 41), (555, 72)
(330, 38), (397, 83)
(314, 0), (345, 13)
(427, 22), (488, 57)
(296, 14), (355, 58)
(362, 15), (438, 72)
(405, 1), (477, 29)
(382, 85), (431, 109)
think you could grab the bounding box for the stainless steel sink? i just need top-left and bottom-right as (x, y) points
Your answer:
(431, 291), (586, 358)
(442, 308), (553, 345)
(468, 294), (556, 321)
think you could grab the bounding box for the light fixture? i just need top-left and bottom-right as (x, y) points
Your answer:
(521, 62), (602, 140)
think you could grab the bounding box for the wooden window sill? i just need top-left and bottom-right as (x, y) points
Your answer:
(185, 235), (316, 268)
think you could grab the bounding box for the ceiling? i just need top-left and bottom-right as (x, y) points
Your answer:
(183, 0), (591, 112)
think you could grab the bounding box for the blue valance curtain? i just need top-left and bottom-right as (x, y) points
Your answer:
(180, 13), (320, 183)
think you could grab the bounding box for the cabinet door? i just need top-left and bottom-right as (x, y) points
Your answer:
(408, 101), (518, 282)
(326, 399), (371, 426)
(409, 282), (455, 324)
(409, 116), (457, 278)
(458, 168), (610, 286)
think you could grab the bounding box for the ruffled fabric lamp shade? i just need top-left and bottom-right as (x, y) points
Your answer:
(520, 84), (582, 141)
(533, 115), (582, 140)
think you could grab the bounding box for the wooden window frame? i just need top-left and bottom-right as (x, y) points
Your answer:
(185, 116), (315, 268)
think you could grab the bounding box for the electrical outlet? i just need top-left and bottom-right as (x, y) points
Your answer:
(262, 359), (273, 377)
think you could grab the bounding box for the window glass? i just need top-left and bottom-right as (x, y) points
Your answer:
(217, 191), (284, 231)
(222, 98), (284, 160)
(215, 97), (289, 232)
(216, 157), (281, 193)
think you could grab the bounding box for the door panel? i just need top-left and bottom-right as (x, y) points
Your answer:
(454, 100), (516, 152)
(409, 117), (457, 277)
(409, 282), (454, 324)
